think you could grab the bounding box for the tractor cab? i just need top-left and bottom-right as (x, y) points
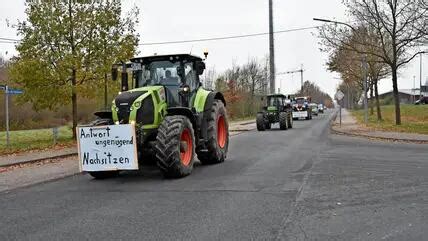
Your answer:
(112, 54), (206, 108)
(264, 94), (288, 112)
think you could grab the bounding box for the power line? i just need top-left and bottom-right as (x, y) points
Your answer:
(0, 37), (19, 42)
(0, 25), (321, 46)
(139, 26), (321, 46)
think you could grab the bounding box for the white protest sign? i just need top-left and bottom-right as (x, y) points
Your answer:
(77, 124), (139, 172)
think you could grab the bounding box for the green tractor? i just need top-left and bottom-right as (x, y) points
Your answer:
(87, 54), (229, 179)
(256, 94), (293, 131)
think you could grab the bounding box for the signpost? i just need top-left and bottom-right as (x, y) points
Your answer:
(335, 90), (345, 127)
(0, 85), (24, 147)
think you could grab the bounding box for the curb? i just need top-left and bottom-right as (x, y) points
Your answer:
(238, 120), (255, 126)
(331, 127), (428, 144)
(330, 112), (428, 144)
(0, 152), (77, 168)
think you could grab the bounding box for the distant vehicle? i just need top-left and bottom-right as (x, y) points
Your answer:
(292, 96), (312, 120)
(256, 94), (293, 131)
(318, 104), (324, 113)
(310, 103), (319, 116)
(414, 96), (428, 105)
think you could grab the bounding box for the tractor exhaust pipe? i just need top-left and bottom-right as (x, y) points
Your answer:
(121, 63), (129, 91)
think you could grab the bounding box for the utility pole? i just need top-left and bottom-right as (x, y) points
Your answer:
(5, 85), (10, 147)
(413, 75), (416, 103)
(268, 0), (275, 94)
(420, 52), (423, 99)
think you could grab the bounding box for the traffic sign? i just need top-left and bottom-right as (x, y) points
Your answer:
(335, 90), (344, 101)
(6, 89), (24, 95)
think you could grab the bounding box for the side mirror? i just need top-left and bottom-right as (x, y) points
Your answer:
(195, 61), (206, 75)
(111, 67), (118, 81)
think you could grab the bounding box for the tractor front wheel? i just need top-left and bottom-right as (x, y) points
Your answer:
(154, 116), (195, 178)
(279, 112), (288, 130)
(256, 113), (266, 131)
(197, 100), (229, 165)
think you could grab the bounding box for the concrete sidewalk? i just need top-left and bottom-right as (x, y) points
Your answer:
(332, 108), (428, 143)
(0, 119), (256, 168)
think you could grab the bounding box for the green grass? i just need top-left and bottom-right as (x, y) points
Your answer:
(352, 104), (428, 135)
(0, 126), (74, 155)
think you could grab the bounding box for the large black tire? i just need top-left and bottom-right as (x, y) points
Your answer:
(87, 118), (120, 180)
(287, 112), (293, 128)
(197, 100), (229, 165)
(154, 116), (195, 178)
(256, 113), (266, 131)
(279, 112), (288, 130)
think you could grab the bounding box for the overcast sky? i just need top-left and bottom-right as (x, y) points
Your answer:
(0, 0), (427, 97)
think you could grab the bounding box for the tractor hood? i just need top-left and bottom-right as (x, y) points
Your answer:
(112, 86), (166, 126)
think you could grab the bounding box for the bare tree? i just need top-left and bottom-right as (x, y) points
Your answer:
(342, 0), (427, 124)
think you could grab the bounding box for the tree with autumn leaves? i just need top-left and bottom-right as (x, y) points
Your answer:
(9, 0), (139, 138)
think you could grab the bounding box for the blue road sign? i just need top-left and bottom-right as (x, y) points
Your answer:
(6, 89), (24, 95)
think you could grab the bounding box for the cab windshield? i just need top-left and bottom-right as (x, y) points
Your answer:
(295, 98), (306, 104)
(268, 97), (283, 106)
(132, 61), (196, 89)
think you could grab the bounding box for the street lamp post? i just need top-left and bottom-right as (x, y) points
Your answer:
(313, 17), (368, 124)
(269, 0), (275, 94)
(421, 52), (423, 99)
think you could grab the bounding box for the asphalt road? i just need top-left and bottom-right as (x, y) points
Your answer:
(1, 110), (427, 240)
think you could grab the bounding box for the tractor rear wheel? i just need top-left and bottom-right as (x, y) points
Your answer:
(197, 100), (229, 165)
(154, 116), (195, 178)
(87, 118), (120, 179)
(279, 112), (288, 130)
(256, 113), (266, 131)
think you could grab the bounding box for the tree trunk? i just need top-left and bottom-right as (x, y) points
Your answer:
(374, 79), (382, 121)
(391, 67), (401, 125)
(72, 69), (78, 139)
(369, 80), (374, 115)
(104, 72), (108, 110)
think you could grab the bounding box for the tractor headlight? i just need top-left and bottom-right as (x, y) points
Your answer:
(134, 101), (141, 108)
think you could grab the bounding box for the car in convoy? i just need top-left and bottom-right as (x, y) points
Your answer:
(309, 103), (319, 116)
(292, 96), (312, 120)
(318, 103), (324, 113)
(414, 96), (428, 105)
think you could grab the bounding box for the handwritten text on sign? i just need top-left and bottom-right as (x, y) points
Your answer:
(77, 124), (138, 172)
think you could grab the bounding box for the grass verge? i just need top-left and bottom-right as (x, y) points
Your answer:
(0, 126), (74, 155)
(352, 104), (428, 135)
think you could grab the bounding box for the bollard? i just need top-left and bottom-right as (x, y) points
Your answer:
(53, 127), (59, 145)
